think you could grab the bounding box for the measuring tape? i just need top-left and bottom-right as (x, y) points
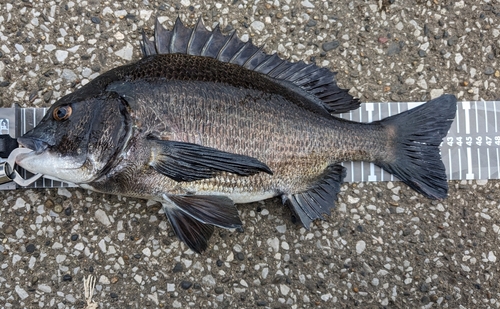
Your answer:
(0, 101), (495, 190)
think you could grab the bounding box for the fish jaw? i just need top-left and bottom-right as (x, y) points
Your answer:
(15, 148), (95, 184)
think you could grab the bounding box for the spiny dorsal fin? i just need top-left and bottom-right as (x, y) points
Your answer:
(141, 17), (359, 114)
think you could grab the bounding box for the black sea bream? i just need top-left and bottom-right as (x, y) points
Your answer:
(16, 18), (457, 253)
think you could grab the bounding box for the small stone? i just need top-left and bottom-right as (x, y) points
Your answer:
(95, 209), (111, 226)
(63, 274), (72, 282)
(15, 286), (29, 300)
(386, 42), (401, 56)
(352, 286), (359, 293)
(55, 50), (68, 62)
(202, 275), (216, 286)
(236, 252), (245, 261)
(495, 70), (500, 78)
(91, 16), (101, 24)
(3, 225), (15, 235)
(306, 20), (317, 27)
(256, 300), (268, 306)
(488, 251), (497, 262)
(53, 204), (63, 213)
(250, 21), (265, 32)
(484, 67), (495, 75)
(216, 259), (223, 267)
(26, 244), (36, 253)
(301, 0), (314, 8)
(322, 40), (340, 51)
(110, 292), (118, 298)
(61, 69), (77, 82)
(214, 286), (224, 294)
(420, 283), (429, 292)
(180, 281), (193, 290)
(172, 262), (183, 273)
(44, 199), (54, 209)
(418, 49), (426, 57)
(134, 274), (143, 284)
(115, 43), (134, 61)
(64, 207), (72, 216)
(356, 240), (366, 254)
(71, 234), (79, 241)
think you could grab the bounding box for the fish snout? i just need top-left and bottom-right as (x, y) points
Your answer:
(17, 137), (49, 154)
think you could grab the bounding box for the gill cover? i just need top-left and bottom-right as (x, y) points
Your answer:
(17, 93), (131, 184)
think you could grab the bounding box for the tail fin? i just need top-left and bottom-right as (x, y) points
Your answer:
(376, 94), (457, 199)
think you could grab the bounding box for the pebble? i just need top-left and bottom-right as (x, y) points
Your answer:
(26, 244), (36, 253)
(301, 0), (315, 8)
(356, 240), (366, 254)
(38, 284), (52, 293)
(62, 274), (72, 281)
(172, 262), (183, 273)
(95, 209), (111, 226)
(61, 69), (77, 82)
(134, 274), (143, 284)
(202, 275), (216, 286)
(181, 281), (193, 290)
(484, 67), (495, 75)
(15, 285), (29, 300)
(386, 42), (401, 56)
(115, 43), (134, 61)
(430, 89), (444, 99)
(214, 286), (224, 294)
(55, 50), (68, 62)
(53, 204), (63, 213)
(91, 16), (101, 24)
(488, 251), (497, 262)
(322, 41), (340, 51)
(250, 21), (265, 32)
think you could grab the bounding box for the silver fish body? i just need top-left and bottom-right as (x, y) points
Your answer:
(16, 18), (457, 252)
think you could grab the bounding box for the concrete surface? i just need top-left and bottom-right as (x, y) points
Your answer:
(0, 0), (499, 308)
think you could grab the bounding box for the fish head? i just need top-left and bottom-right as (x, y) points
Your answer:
(16, 92), (131, 184)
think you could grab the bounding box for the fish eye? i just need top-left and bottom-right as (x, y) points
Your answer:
(53, 105), (72, 121)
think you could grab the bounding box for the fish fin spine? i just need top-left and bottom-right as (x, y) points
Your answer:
(141, 17), (360, 114)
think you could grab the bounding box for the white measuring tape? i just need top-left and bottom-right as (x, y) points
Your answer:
(0, 101), (495, 190)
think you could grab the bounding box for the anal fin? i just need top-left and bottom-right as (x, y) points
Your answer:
(282, 164), (346, 229)
(162, 194), (243, 253)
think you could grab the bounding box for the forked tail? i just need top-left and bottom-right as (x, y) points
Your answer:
(376, 94), (457, 199)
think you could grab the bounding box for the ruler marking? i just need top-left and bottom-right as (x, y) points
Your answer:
(497, 148), (500, 178)
(458, 148), (462, 180)
(351, 162), (354, 182)
(466, 148), (474, 179)
(448, 148), (452, 180)
(487, 148), (491, 179)
(477, 148), (481, 180)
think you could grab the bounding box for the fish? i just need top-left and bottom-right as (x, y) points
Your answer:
(15, 18), (457, 253)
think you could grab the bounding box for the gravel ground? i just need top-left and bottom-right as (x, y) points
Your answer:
(1, 0), (500, 308)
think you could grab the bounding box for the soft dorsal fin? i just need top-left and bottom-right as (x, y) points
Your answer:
(140, 17), (360, 114)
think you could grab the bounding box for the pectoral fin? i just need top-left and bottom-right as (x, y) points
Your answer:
(162, 194), (243, 253)
(149, 139), (272, 182)
(282, 164), (346, 229)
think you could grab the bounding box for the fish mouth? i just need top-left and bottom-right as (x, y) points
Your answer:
(17, 137), (49, 154)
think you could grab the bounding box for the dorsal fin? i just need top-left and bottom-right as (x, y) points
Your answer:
(140, 17), (360, 114)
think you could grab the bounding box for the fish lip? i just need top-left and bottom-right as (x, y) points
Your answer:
(17, 137), (49, 154)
